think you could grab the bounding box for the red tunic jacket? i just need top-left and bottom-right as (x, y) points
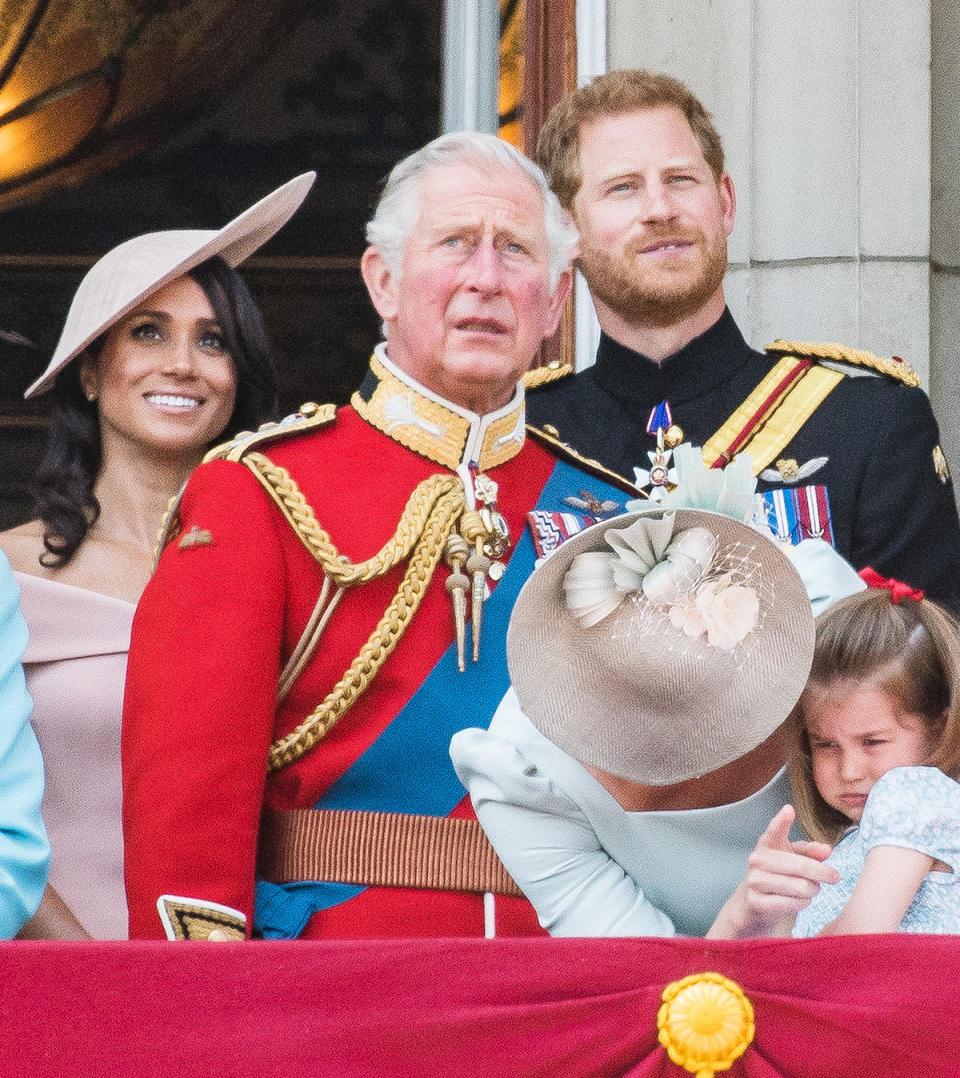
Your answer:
(123, 356), (611, 939)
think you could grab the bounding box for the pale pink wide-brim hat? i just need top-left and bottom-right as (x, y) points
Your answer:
(25, 171), (316, 398)
(506, 508), (815, 786)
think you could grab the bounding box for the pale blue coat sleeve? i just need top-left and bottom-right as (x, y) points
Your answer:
(0, 555), (49, 937)
(450, 692), (675, 938)
(784, 538), (866, 616)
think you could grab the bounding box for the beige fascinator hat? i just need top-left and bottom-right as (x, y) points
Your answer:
(25, 171), (317, 398)
(507, 508), (815, 786)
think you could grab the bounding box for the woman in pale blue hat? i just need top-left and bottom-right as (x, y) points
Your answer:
(452, 503), (859, 937)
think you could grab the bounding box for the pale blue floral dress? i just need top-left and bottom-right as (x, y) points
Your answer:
(793, 766), (960, 936)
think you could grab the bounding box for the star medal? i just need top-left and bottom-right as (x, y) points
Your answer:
(634, 427), (678, 502)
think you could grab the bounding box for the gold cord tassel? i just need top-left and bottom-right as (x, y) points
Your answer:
(444, 535), (470, 672)
(466, 547), (492, 662)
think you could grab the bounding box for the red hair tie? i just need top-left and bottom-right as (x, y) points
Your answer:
(858, 566), (924, 603)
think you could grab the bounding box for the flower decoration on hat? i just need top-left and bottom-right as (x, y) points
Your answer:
(563, 512), (760, 651)
(668, 574), (760, 651)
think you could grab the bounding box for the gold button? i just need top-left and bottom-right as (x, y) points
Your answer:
(663, 424), (684, 449)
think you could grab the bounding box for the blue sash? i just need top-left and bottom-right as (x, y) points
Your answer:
(255, 460), (628, 937)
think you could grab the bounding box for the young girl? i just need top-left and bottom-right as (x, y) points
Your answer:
(712, 580), (960, 938)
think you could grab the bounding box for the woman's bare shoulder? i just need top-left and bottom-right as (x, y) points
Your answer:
(0, 521), (47, 573)
(1, 523), (150, 601)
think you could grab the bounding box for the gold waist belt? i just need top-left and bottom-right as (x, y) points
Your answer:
(257, 807), (523, 898)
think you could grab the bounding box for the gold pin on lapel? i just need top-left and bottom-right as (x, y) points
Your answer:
(775, 458), (799, 482)
(179, 525), (214, 549)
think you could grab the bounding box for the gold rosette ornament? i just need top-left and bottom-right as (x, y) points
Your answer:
(657, 972), (755, 1077)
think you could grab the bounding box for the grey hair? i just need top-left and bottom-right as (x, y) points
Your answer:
(365, 131), (578, 291)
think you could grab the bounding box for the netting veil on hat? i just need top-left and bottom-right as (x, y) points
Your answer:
(25, 171), (316, 398)
(506, 508), (815, 786)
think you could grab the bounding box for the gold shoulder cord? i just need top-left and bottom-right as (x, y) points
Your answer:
(149, 404), (469, 772)
(238, 453), (467, 772)
(766, 338), (922, 387)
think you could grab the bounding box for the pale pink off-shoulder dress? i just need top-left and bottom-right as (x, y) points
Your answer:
(15, 572), (134, 939)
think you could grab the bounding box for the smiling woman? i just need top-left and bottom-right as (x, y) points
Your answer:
(0, 172), (314, 939)
(79, 275), (240, 473)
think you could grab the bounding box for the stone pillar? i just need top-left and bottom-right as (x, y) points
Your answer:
(441, 0), (500, 134)
(931, 0), (960, 478)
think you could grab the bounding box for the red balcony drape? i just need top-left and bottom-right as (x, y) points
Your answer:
(0, 934), (955, 1077)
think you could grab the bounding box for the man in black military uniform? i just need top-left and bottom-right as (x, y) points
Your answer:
(528, 69), (960, 603)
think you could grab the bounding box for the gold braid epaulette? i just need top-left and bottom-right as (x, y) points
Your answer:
(522, 360), (572, 390)
(236, 454), (467, 771)
(206, 402), (338, 463)
(152, 404), (338, 567)
(765, 338), (921, 387)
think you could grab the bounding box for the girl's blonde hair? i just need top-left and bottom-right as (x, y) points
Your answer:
(788, 587), (960, 842)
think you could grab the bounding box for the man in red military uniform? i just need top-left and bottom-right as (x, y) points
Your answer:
(122, 133), (636, 939)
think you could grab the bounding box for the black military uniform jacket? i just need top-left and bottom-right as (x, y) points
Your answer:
(526, 309), (960, 605)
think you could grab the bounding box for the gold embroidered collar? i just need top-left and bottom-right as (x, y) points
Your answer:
(351, 347), (526, 471)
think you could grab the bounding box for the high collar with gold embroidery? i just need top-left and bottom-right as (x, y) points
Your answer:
(351, 346), (526, 472)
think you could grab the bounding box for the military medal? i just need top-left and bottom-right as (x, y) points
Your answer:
(646, 400), (684, 449)
(562, 490), (621, 517)
(647, 401), (671, 438)
(635, 401), (682, 501)
(472, 472), (510, 564)
(634, 428), (678, 502)
(758, 457), (828, 485)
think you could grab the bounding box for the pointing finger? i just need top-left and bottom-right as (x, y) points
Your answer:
(758, 805), (796, 852)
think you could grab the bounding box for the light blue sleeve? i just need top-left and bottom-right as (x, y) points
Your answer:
(450, 692), (676, 938)
(784, 539), (866, 617)
(0, 555), (49, 937)
(859, 766), (960, 871)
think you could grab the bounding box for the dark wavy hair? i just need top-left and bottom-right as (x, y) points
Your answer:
(33, 255), (277, 568)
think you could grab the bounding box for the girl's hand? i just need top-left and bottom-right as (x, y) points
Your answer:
(707, 805), (840, 939)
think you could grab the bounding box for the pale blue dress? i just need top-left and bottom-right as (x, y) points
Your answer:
(0, 552), (50, 936)
(451, 689), (792, 937)
(793, 766), (960, 937)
